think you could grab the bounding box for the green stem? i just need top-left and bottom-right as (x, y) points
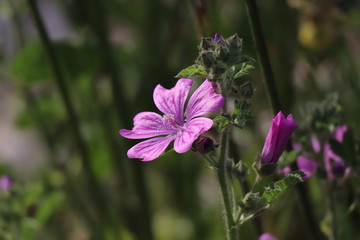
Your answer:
(243, 0), (282, 114)
(27, 0), (107, 223)
(329, 183), (339, 240)
(217, 127), (238, 240)
(84, 0), (154, 238)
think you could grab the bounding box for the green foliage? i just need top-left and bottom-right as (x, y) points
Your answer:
(233, 64), (255, 79)
(262, 171), (305, 203)
(232, 100), (253, 128)
(213, 116), (231, 130)
(11, 42), (51, 83)
(175, 64), (207, 78)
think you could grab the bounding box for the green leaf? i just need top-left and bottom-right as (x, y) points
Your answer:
(213, 116), (231, 129)
(240, 192), (266, 212)
(262, 171), (305, 203)
(227, 54), (255, 66)
(233, 64), (255, 79)
(232, 100), (253, 128)
(175, 64), (207, 78)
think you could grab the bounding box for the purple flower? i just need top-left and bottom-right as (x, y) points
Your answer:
(0, 175), (11, 192)
(296, 155), (318, 179)
(260, 111), (298, 165)
(324, 125), (349, 179)
(120, 79), (224, 161)
(259, 233), (278, 240)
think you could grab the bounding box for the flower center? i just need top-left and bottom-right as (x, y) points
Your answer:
(162, 114), (185, 131)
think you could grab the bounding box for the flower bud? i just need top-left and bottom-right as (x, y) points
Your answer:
(200, 37), (214, 51)
(200, 51), (215, 69)
(192, 136), (215, 154)
(215, 45), (230, 61)
(233, 161), (248, 180)
(260, 112), (298, 165)
(239, 82), (254, 99)
(227, 34), (242, 49)
(213, 62), (226, 75)
(213, 33), (221, 43)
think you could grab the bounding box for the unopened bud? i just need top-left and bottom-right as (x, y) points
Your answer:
(213, 33), (221, 43)
(332, 161), (345, 177)
(233, 161), (248, 180)
(192, 136), (215, 154)
(200, 51), (215, 69)
(227, 34), (242, 49)
(239, 82), (254, 99)
(200, 37), (214, 51)
(215, 45), (230, 61)
(213, 62), (226, 75)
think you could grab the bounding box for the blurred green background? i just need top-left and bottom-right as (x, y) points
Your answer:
(0, 0), (360, 239)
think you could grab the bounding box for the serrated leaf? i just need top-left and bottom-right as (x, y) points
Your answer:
(241, 192), (266, 212)
(175, 64), (207, 78)
(213, 116), (230, 129)
(232, 100), (253, 128)
(233, 64), (255, 79)
(262, 171), (305, 203)
(227, 54), (256, 66)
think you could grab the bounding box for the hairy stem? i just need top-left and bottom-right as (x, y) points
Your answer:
(217, 127), (238, 240)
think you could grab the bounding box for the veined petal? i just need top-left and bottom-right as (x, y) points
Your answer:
(174, 117), (213, 153)
(186, 80), (224, 120)
(153, 78), (192, 125)
(120, 112), (179, 139)
(186, 80), (225, 120)
(127, 135), (177, 161)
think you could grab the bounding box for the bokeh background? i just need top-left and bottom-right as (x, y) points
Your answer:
(1, 0), (360, 239)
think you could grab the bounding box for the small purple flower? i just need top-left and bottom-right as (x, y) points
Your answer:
(0, 175), (11, 193)
(259, 233), (278, 240)
(120, 78), (224, 161)
(260, 111), (298, 165)
(296, 155), (318, 179)
(324, 125), (349, 179)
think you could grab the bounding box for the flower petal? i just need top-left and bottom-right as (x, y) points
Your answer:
(296, 156), (318, 179)
(174, 117), (213, 153)
(333, 125), (348, 143)
(127, 136), (177, 161)
(186, 80), (224, 120)
(153, 78), (192, 125)
(120, 112), (179, 139)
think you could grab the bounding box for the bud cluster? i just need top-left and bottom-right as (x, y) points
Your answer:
(197, 33), (243, 81)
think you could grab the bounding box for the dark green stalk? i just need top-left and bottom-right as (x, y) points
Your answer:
(27, 0), (107, 221)
(75, 0), (154, 238)
(243, 0), (282, 114)
(330, 183), (339, 240)
(243, 2), (326, 240)
(217, 128), (238, 240)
